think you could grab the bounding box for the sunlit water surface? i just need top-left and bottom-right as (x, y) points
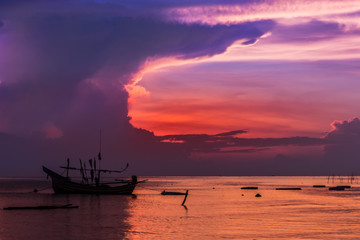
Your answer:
(1, 176), (360, 239)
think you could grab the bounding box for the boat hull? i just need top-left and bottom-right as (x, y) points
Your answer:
(43, 166), (136, 194)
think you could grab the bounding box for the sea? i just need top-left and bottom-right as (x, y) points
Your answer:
(1, 176), (360, 240)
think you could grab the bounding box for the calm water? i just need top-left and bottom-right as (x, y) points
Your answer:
(1, 176), (360, 239)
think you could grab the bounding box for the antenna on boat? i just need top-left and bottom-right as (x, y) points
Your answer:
(66, 158), (70, 178)
(97, 129), (102, 186)
(99, 129), (102, 160)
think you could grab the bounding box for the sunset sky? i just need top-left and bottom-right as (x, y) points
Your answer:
(1, 0), (360, 176)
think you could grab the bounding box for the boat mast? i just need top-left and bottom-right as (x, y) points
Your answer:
(97, 129), (102, 186)
(66, 158), (70, 178)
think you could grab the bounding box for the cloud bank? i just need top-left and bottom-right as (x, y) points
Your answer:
(0, 0), (275, 175)
(0, 1), (274, 135)
(0, 1), (359, 176)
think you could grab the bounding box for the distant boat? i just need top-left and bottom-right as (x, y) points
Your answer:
(241, 187), (258, 190)
(328, 186), (350, 191)
(275, 187), (302, 190)
(161, 190), (187, 195)
(43, 166), (138, 194)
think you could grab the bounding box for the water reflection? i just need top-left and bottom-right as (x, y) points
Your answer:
(3, 177), (360, 239)
(0, 180), (134, 240)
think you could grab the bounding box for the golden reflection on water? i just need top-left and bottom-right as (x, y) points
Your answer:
(125, 176), (360, 239)
(1, 177), (360, 239)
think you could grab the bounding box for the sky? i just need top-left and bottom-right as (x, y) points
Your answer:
(1, 0), (360, 176)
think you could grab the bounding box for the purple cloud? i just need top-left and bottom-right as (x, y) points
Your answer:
(1, 1), (359, 177)
(326, 118), (360, 143)
(323, 118), (360, 173)
(0, 1), (274, 135)
(0, 1), (275, 176)
(272, 20), (358, 43)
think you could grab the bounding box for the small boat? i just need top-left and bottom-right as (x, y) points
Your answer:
(276, 187), (302, 190)
(241, 187), (258, 190)
(161, 190), (187, 195)
(313, 185), (326, 188)
(329, 186), (346, 191)
(43, 166), (137, 194)
(43, 132), (138, 195)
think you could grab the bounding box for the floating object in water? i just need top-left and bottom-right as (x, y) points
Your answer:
(241, 187), (258, 190)
(181, 190), (189, 206)
(337, 185), (351, 189)
(329, 186), (346, 191)
(3, 204), (78, 210)
(161, 190), (187, 195)
(313, 185), (326, 188)
(276, 188), (302, 190)
(255, 193), (262, 197)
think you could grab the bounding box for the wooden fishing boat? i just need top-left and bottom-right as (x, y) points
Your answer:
(43, 132), (139, 194)
(43, 166), (137, 194)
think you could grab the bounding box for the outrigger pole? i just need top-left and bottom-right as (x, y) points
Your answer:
(59, 165), (129, 174)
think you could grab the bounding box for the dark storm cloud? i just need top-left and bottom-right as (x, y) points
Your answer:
(3, 1), (357, 177)
(323, 118), (360, 173)
(154, 119), (360, 175)
(326, 118), (360, 143)
(0, 0), (274, 136)
(0, 0), (275, 176)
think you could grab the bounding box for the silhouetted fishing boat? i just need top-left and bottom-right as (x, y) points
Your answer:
(43, 131), (138, 194)
(43, 166), (137, 194)
(43, 130), (138, 194)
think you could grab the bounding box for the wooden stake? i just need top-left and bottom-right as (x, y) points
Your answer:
(181, 190), (189, 206)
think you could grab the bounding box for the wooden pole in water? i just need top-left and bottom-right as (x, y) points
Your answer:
(181, 190), (189, 206)
(98, 129), (102, 185)
(66, 158), (70, 178)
